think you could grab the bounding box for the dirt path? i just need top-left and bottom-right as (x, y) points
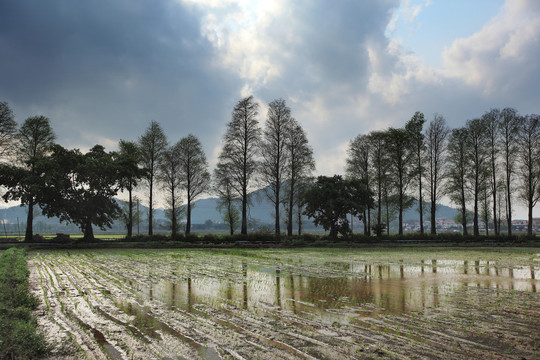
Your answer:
(29, 249), (540, 359)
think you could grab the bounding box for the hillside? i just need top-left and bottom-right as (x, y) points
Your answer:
(0, 186), (458, 234)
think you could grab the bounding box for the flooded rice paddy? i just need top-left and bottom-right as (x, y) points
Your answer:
(30, 248), (540, 359)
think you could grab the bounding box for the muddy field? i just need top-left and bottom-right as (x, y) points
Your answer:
(29, 247), (540, 359)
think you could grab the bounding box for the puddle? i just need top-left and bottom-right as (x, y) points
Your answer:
(133, 257), (539, 326)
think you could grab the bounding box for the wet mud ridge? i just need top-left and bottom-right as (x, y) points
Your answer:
(29, 249), (540, 359)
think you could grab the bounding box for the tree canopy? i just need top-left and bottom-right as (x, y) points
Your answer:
(36, 145), (126, 241)
(304, 175), (373, 238)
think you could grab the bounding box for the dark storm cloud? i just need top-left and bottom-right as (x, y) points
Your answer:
(0, 0), (241, 149)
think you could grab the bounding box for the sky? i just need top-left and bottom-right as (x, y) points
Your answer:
(1, 0), (539, 218)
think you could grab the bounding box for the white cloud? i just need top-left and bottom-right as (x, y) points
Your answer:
(184, 0), (288, 88)
(442, 0), (540, 93)
(367, 39), (441, 104)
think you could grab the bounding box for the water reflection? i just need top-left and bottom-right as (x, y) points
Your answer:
(132, 258), (539, 326)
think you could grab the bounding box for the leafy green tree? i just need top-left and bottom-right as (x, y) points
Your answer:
(177, 134), (210, 235)
(284, 118), (314, 236)
(117, 140), (143, 239)
(0, 101), (17, 161)
(138, 120), (168, 235)
(37, 145), (123, 241)
(218, 95), (261, 235)
(406, 111), (426, 234)
(517, 114), (540, 236)
(304, 175), (373, 238)
(294, 178), (313, 235)
(425, 114), (449, 234)
(14, 116), (55, 241)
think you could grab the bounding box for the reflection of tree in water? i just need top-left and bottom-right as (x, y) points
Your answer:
(304, 277), (376, 310)
(242, 261), (248, 309)
(275, 268), (281, 309)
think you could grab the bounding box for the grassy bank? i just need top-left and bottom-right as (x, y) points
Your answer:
(0, 248), (49, 359)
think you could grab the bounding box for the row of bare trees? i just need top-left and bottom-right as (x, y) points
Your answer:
(133, 96), (315, 238)
(134, 121), (210, 237)
(215, 96), (315, 237)
(346, 108), (540, 236)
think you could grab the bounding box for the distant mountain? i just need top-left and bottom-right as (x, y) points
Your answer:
(0, 187), (459, 233)
(402, 202), (458, 222)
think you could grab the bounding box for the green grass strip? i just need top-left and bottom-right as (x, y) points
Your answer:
(0, 248), (50, 359)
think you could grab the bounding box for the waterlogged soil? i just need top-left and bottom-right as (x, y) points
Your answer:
(29, 247), (540, 359)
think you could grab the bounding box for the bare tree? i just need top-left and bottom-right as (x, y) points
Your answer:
(517, 114), (540, 236)
(425, 114), (449, 234)
(214, 162), (240, 235)
(386, 127), (414, 235)
(406, 111), (426, 234)
(465, 118), (490, 236)
(368, 131), (389, 236)
(177, 134), (210, 235)
(17, 116), (56, 241)
(138, 120), (167, 235)
(260, 99), (292, 237)
(218, 95), (261, 235)
(0, 102), (17, 161)
(284, 119), (315, 236)
(499, 108), (521, 235)
(447, 128), (469, 235)
(482, 109), (501, 235)
(158, 142), (182, 237)
(346, 134), (371, 235)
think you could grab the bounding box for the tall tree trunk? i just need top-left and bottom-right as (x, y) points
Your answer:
(386, 199), (390, 235)
(398, 176), (404, 236)
(274, 183), (280, 237)
(297, 206), (302, 236)
(83, 220), (94, 241)
(418, 160), (424, 234)
(287, 179), (294, 237)
(363, 209), (368, 235)
(186, 198), (192, 235)
(127, 187), (133, 239)
(491, 158), (499, 235)
(377, 187), (382, 233)
(241, 185), (247, 235)
(430, 197), (436, 235)
(228, 200), (234, 236)
(461, 184), (468, 236)
(25, 198), (34, 242)
(506, 170), (512, 236)
(473, 178), (479, 237)
(528, 201), (533, 237)
(171, 190), (177, 238)
(367, 207), (371, 236)
(148, 177), (153, 235)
